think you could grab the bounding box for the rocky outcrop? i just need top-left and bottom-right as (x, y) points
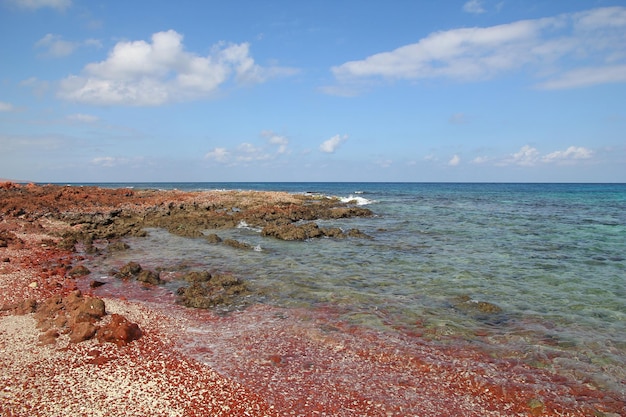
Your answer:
(115, 261), (162, 285)
(261, 222), (372, 241)
(176, 272), (250, 309)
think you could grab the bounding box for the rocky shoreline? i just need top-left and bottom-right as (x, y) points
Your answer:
(1, 182), (624, 416)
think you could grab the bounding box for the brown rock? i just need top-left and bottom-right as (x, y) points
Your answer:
(67, 265), (91, 278)
(137, 269), (161, 285)
(70, 321), (98, 343)
(116, 261), (142, 278)
(205, 233), (222, 244)
(97, 314), (142, 346)
(38, 329), (60, 345)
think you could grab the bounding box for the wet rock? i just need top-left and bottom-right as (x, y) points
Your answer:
(177, 273), (250, 309)
(116, 261), (142, 278)
(223, 238), (252, 250)
(453, 295), (503, 315)
(57, 235), (78, 251)
(261, 222), (323, 240)
(107, 241), (130, 251)
(67, 265), (91, 278)
(181, 271), (212, 283)
(137, 269), (162, 285)
(205, 233), (222, 244)
(345, 228), (372, 239)
(97, 313), (142, 346)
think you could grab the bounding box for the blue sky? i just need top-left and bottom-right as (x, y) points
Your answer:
(1, 0), (625, 183)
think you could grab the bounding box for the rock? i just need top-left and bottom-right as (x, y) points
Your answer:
(205, 233), (222, 243)
(137, 269), (161, 285)
(223, 238), (252, 250)
(453, 295), (503, 315)
(0, 230), (23, 248)
(90, 280), (106, 288)
(107, 241), (130, 251)
(70, 321), (98, 343)
(67, 265), (91, 277)
(38, 329), (60, 345)
(177, 273), (249, 309)
(97, 314), (142, 346)
(116, 261), (142, 278)
(2, 298), (38, 315)
(261, 222), (323, 240)
(345, 228), (372, 239)
(2, 257), (9, 262)
(181, 271), (212, 283)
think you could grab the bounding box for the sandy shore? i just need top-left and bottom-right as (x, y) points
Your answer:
(1, 183), (624, 416)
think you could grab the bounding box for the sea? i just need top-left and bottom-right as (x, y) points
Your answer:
(75, 182), (626, 396)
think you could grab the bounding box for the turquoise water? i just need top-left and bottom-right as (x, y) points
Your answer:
(82, 182), (626, 394)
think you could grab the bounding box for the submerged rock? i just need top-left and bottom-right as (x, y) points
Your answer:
(177, 273), (250, 309)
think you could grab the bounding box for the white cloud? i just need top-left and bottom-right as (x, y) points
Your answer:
(8, 0), (71, 10)
(542, 146), (593, 163)
(261, 130), (289, 154)
(0, 101), (15, 112)
(91, 156), (143, 168)
(471, 156), (490, 164)
(535, 65), (626, 90)
(66, 113), (99, 123)
(35, 34), (101, 58)
(499, 145), (594, 166)
(204, 147), (230, 162)
(448, 154), (461, 166)
(57, 30), (296, 106)
(319, 134), (348, 153)
(330, 7), (626, 90)
(236, 142), (271, 161)
(502, 145), (541, 166)
(463, 0), (486, 14)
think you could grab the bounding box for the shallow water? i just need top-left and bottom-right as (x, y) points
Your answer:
(82, 182), (626, 396)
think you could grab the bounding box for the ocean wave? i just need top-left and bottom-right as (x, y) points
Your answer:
(340, 195), (377, 206)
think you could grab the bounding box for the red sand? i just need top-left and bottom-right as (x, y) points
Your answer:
(1, 183), (624, 416)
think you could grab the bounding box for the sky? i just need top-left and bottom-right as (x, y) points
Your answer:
(1, 0), (625, 183)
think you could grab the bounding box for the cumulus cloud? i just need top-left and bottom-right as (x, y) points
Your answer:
(448, 154), (461, 166)
(542, 146), (593, 163)
(35, 34), (101, 58)
(463, 0), (486, 14)
(330, 6), (626, 90)
(204, 147), (230, 163)
(502, 145), (541, 166)
(58, 30), (296, 106)
(319, 134), (348, 153)
(7, 0), (71, 10)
